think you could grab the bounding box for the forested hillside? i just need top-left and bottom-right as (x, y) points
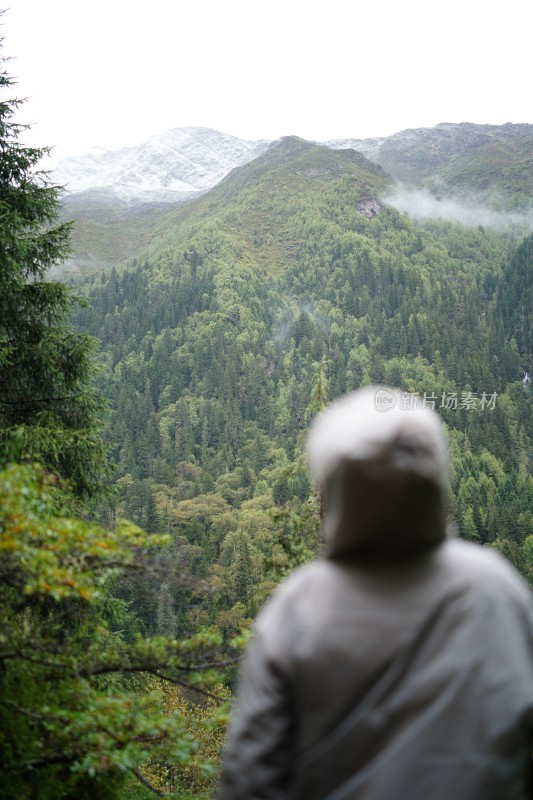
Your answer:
(74, 137), (533, 660)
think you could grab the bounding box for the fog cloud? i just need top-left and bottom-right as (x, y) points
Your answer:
(384, 185), (533, 233)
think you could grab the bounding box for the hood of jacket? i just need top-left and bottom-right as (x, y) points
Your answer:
(306, 386), (449, 560)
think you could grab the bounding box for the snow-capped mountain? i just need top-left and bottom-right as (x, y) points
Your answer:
(54, 122), (533, 277)
(55, 122), (533, 211)
(54, 127), (271, 205)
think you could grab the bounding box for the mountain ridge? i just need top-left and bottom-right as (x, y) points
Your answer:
(57, 123), (533, 276)
(135, 135), (392, 279)
(327, 122), (533, 202)
(56, 122), (533, 209)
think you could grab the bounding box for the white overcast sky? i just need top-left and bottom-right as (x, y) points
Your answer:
(4, 0), (532, 163)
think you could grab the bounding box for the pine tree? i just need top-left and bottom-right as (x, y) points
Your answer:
(0, 35), (110, 499)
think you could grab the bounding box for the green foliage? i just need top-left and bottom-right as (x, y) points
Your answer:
(0, 463), (234, 798)
(497, 233), (533, 361)
(0, 38), (111, 499)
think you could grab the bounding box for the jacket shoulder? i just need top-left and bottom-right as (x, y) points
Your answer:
(439, 538), (532, 602)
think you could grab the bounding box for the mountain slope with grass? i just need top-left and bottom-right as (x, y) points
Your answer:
(59, 123), (533, 275)
(329, 122), (533, 208)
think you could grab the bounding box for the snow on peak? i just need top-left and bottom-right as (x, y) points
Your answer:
(54, 127), (270, 202)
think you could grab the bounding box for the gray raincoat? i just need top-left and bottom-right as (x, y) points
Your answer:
(218, 388), (533, 799)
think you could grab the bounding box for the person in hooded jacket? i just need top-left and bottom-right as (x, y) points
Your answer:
(217, 386), (533, 800)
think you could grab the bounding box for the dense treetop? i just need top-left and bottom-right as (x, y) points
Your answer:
(71, 138), (532, 656)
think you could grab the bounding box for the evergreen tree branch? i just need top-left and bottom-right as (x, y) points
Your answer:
(130, 767), (165, 797)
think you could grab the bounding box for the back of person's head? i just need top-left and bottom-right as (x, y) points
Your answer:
(306, 386), (449, 561)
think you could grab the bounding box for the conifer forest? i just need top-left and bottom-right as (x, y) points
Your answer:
(0, 33), (532, 800)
